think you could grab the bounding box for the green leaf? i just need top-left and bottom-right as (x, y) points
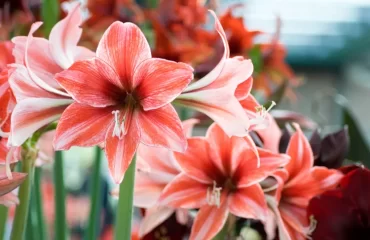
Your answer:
(342, 106), (370, 167)
(248, 45), (263, 74)
(41, 0), (60, 37)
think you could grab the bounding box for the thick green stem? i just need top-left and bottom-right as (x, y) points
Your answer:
(10, 155), (35, 240)
(54, 151), (67, 240)
(85, 147), (103, 240)
(34, 167), (47, 240)
(114, 155), (137, 240)
(0, 205), (8, 239)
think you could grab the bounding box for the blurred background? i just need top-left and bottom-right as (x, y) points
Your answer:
(221, 0), (370, 137)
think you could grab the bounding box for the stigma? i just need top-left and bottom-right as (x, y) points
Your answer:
(207, 181), (222, 207)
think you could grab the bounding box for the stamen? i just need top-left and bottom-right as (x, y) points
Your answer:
(111, 110), (123, 138)
(307, 215), (317, 240)
(248, 101), (277, 131)
(206, 181), (222, 207)
(255, 101), (276, 118)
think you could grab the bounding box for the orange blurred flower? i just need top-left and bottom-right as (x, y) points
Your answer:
(219, 5), (261, 56)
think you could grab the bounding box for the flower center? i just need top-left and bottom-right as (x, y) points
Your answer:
(249, 101), (276, 130)
(111, 94), (137, 139)
(255, 101), (276, 119)
(206, 181), (222, 207)
(224, 178), (237, 192)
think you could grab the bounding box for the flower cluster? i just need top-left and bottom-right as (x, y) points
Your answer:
(0, 1), (368, 240)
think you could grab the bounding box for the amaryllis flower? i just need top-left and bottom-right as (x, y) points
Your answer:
(9, 2), (94, 146)
(134, 119), (197, 237)
(278, 126), (349, 169)
(175, 11), (253, 137)
(159, 123), (289, 240)
(308, 167), (370, 240)
(264, 124), (343, 240)
(54, 20), (193, 183)
(0, 41), (15, 136)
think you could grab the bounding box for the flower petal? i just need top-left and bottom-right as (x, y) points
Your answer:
(55, 58), (123, 107)
(158, 173), (208, 209)
(229, 184), (268, 221)
(0, 192), (20, 207)
(182, 118), (199, 137)
(105, 114), (140, 184)
(96, 21), (151, 89)
(177, 90), (250, 137)
(137, 144), (180, 179)
(138, 104), (187, 152)
(54, 103), (115, 150)
(174, 137), (217, 184)
(12, 23), (68, 97)
(11, 98), (72, 146)
(207, 124), (259, 176)
(0, 172), (27, 196)
(235, 76), (253, 100)
(285, 124), (314, 185)
(49, 2), (83, 69)
(189, 195), (229, 240)
(134, 174), (164, 208)
(134, 58), (193, 110)
(279, 201), (309, 238)
(139, 206), (174, 237)
(9, 64), (62, 101)
(184, 10), (229, 92)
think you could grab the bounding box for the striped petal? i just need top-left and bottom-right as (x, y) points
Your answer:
(11, 98), (72, 146)
(54, 103), (115, 150)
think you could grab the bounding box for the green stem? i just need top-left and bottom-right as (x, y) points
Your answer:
(0, 205), (8, 239)
(26, 197), (38, 240)
(54, 151), (67, 240)
(179, 107), (191, 121)
(10, 155), (35, 240)
(114, 155), (137, 240)
(34, 167), (47, 240)
(85, 147), (103, 240)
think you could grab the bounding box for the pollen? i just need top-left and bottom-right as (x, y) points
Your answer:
(207, 181), (222, 207)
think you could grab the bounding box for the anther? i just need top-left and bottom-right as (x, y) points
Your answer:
(111, 110), (123, 138)
(206, 181), (222, 207)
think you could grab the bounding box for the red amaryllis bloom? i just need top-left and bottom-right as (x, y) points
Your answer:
(308, 167), (370, 240)
(9, 3), (93, 146)
(254, 42), (299, 98)
(176, 11), (253, 137)
(133, 119), (197, 237)
(219, 5), (261, 56)
(0, 41), (15, 136)
(159, 123), (289, 240)
(54, 21), (193, 183)
(265, 124), (343, 240)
